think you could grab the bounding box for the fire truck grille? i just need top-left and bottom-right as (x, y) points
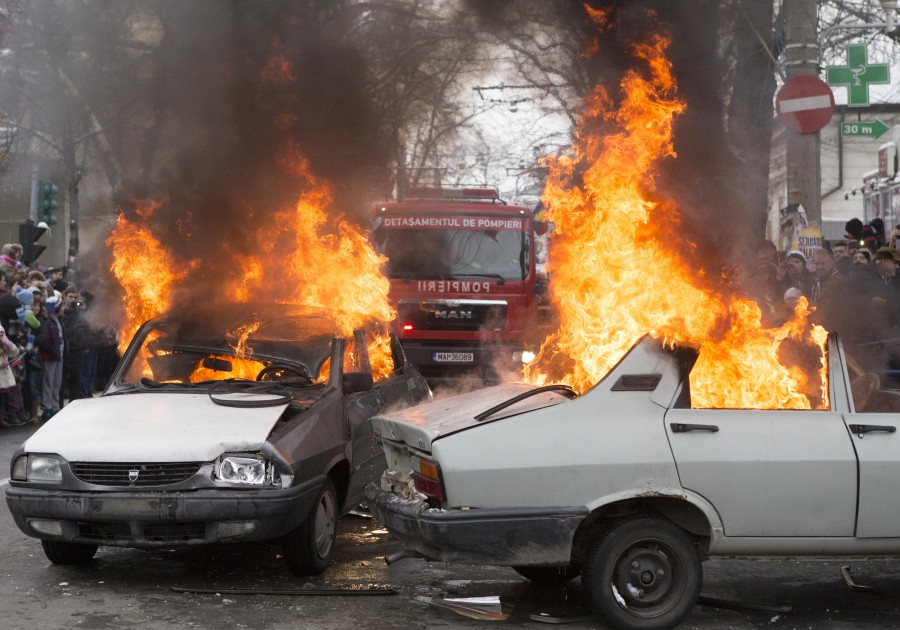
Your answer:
(70, 462), (204, 486)
(398, 300), (508, 332)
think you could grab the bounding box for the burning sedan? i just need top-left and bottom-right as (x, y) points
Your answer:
(366, 333), (900, 630)
(6, 303), (431, 576)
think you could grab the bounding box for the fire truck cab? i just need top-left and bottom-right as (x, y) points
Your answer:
(371, 187), (545, 379)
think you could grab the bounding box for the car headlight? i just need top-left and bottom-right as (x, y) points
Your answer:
(13, 455), (63, 483)
(214, 454), (278, 486)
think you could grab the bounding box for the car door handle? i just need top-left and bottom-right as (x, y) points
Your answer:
(670, 423), (719, 433)
(849, 424), (897, 436)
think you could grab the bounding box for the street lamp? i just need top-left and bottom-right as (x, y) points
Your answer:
(820, 0), (898, 54)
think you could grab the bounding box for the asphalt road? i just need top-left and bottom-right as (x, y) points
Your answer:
(3, 422), (900, 629)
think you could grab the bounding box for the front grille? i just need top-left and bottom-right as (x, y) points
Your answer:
(143, 522), (208, 541)
(70, 462), (204, 486)
(398, 299), (508, 332)
(78, 522), (132, 541)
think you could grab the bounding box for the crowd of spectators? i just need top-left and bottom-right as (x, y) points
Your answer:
(749, 217), (900, 388)
(0, 242), (118, 428)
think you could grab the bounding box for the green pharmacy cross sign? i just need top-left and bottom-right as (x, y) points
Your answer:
(826, 44), (890, 107)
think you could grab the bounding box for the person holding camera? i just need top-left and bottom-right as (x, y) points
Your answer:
(60, 287), (89, 406)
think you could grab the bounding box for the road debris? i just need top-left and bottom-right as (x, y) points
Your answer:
(841, 566), (881, 593)
(428, 595), (510, 620)
(170, 585), (397, 596)
(697, 595), (792, 613)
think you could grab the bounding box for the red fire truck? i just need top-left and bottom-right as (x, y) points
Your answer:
(371, 187), (546, 379)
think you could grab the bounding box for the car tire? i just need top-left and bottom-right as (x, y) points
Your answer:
(513, 563), (582, 586)
(282, 478), (338, 576)
(41, 540), (99, 565)
(582, 516), (702, 630)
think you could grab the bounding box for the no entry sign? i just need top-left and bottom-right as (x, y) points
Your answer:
(776, 76), (835, 134)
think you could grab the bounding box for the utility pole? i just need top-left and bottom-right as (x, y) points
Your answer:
(783, 0), (821, 228)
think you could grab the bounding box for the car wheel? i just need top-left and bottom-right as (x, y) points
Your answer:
(582, 516), (702, 630)
(513, 563), (582, 586)
(282, 478), (338, 576)
(41, 540), (99, 565)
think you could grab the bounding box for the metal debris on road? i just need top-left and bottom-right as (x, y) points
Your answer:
(428, 595), (511, 621)
(170, 585), (397, 596)
(841, 566), (881, 593)
(529, 612), (598, 624)
(697, 595), (792, 613)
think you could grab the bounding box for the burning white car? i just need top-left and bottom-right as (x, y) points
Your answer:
(6, 304), (430, 576)
(366, 334), (900, 629)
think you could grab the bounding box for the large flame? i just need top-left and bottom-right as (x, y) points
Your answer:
(107, 161), (395, 381)
(526, 26), (827, 409)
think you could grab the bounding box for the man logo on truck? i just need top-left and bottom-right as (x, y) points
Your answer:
(434, 310), (474, 320)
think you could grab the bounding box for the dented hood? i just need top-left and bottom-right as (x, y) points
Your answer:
(23, 392), (290, 462)
(372, 382), (570, 451)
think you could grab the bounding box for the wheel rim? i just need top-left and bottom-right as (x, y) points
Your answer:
(610, 538), (684, 616)
(313, 490), (336, 559)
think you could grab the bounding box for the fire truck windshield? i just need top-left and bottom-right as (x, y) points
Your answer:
(380, 227), (529, 282)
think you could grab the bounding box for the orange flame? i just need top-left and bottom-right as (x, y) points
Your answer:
(107, 206), (187, 349)
(526, 31), (827, 409)
(108, 161), (395, 381)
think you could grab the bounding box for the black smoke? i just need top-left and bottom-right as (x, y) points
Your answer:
(111, 1), (387, 281)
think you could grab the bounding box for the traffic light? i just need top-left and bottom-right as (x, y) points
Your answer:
(18, 220), (46, 265)
(37, 179), (59, 225)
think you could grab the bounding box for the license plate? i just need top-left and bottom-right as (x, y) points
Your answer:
(433, 352), (474, 363)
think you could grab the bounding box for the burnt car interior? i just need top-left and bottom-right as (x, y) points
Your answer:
(115, 307), (352, 398)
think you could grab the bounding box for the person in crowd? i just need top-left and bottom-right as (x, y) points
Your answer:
(46, 267), (67, 294)
(873, 246), (900, 285)
(24, 270), (49, 300)
(891, 226), (900, 249)
(777, 286), (805, 325)
(810, 248), (847, 333)
(22, 293), (43, 424)
(36, 295), (64, 423)
(0, 243), (22, 268)
(781, 250), (815, 296)
(0, 322), (20, 427)
(853, 248), (873, 266)
(0, 295), (26, 427)
(861, 225), (879, 254)
(845, 218), (864, 244)
(747, 260), (782, 327)
(60, 287), (89, 406)
(832, 240), (852, 276)
(870, 218), (887, 249)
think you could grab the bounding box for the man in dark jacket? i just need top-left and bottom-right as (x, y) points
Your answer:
(60, 287), (89, 406)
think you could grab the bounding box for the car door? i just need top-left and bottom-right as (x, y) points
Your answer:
(847, 409), (900, 537)
(836, 343), (900, 538)
(341, 330), (386, 506)
(666, 407), (857, 537)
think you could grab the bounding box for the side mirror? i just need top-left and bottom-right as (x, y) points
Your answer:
(343, 372), (373, 394)
(533, 220), (549, 236)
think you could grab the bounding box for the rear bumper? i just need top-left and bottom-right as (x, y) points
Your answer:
(5, 477), (322, 548)
(364, 482), (586, 566)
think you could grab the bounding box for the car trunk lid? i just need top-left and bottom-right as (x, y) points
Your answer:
(372, 382), (570, 451)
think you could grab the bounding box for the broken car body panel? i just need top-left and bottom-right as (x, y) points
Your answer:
(6, 304), (431, 574)
(366, 333), (900, 574)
